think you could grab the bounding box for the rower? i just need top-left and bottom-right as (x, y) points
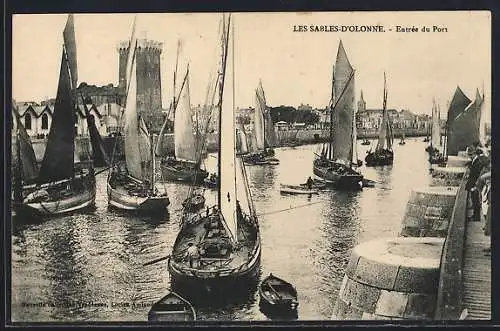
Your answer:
(306, 176), (314, 189)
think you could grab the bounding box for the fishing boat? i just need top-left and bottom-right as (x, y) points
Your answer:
(13, 15), (97, 217)
(243, 80), (279, 166)
(107, 17), (170, 213)
(365, 73), (394, 166)
(157, 62), (209, 184)
(259, 273), (299, 314)
(148, 290), (196, 322)
(236, 124), (250, 156)
(428, 99), (446, 164)
(168, 14), (261, 293)
(312, 40), (363, 190)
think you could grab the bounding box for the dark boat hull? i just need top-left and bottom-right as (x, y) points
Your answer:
(14, 175), (96, 217)
(312, 163), (363, 190)
(365, 149), (394, 166)
(168, 244), (261, 293)
(107, 183), (170, 213)
(182, 195), (206, 212)
(160, 160), (208, 184)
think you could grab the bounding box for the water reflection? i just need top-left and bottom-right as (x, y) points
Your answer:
(11, 138), (434, 322)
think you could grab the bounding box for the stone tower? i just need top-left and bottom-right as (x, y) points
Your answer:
(357, 90), (366, 112)
(117, 37), (163, 129)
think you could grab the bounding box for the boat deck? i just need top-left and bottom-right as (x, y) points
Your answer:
(173, 212), (257, 271)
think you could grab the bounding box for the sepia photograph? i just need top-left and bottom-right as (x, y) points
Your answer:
(10, 11), (491, 323)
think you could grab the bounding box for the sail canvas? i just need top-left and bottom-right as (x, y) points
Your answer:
(431, 101), (441, 151)
(446, 86), (473, 156)
(218, 14), (238, 243)
(12, 104), (38, 183)
(37, 49), (75, 184)
(253, 88), (266, 152)
(174, 71), (197, 162)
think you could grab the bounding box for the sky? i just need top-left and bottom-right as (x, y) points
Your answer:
(12, 11), (491, 121)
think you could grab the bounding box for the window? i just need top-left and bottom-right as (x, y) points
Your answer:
(41, 113), (49, 129)
(24, 113), (32, 130)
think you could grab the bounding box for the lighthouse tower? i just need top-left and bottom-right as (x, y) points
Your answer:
(117, 33), (163, 128)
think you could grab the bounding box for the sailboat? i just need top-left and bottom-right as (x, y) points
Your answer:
(427, 100), (446, 164)
(236, 123), (249, 156)
(168, 14), (261, 292)
(157, 63), (209, 184)
(107, 17), (170, 212)
(312, 40), (363, 189)
(399, 128), (406, 145)
(243, 80), (280, 165)
(365, 73), (394, 166)
(13, 15), (97, 216)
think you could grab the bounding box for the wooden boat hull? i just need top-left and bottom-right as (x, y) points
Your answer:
(160, 161), (208, 183)
(365, 150), (394, 166)
(168, 241), (261, 292)
(313, 164), (363, 189)
(107, 183), (170, 212)
(16, 188), (95, 217)
(148, 291), (196, 322)
(280, 184), (318, 195)
(258, 274), (299, 315)
(203, 177), (218, 189)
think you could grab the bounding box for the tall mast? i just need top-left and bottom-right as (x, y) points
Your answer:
(329, 64), (335, 160)
(217, 14), (231, 207)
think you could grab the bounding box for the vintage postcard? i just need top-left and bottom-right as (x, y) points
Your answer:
(10, 11), (491, 323)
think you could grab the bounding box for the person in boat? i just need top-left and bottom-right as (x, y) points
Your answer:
(306, 176), (314, 189)
(186, 242), (200, 268)
(236, 200), (243, 220)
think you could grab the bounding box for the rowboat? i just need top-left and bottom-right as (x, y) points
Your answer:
(182, 193), (205, 212)
(280, 184), (318, 195)
(148, 290), (196, 322)
(259, 273), (298, 314)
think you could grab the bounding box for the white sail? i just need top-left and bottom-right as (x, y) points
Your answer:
(235, 157), (252, 215)
(253, 88), (266, 151)
(123, 57), (151, 181)
(174, 71), (197, 162)
(431, 100), (441, 151)
(236, 125), (249, 154)
(218, 14), (238, 243)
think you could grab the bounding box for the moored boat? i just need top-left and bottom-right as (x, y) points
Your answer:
(312, 40), (363, 190)
(182, 193), (206, 212)
(107, 16), (169, 213)
(204, 173), (219, 189)
(243, 80), (280, 166)
(12, 15), (98, 217)
(259, 273), (299, 314)
(280, 184), (319, 195)
(157, 62), (209, 184)
(148, 290), (196, 322)
(365, 73), (394, 167)
(168, 14), (261, 294)
(428, 99), (446, 164)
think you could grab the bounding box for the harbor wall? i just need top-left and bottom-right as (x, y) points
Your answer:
(13, 137), (92, 163)
(332, 151), (470, 321)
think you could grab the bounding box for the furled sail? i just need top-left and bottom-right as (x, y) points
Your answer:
(256, 80), (275, 148)
(445, 86), (472, 156)
(351, 107), (358, 166)
(37, 48), (75, 184)
(174, 69), (197, 162)
(376, 73), (389, 152)
(253, 85), (266, 152)
(431, 99), (441, 151)
(12, 103), (38, 183)
(218, 14), (238, 243)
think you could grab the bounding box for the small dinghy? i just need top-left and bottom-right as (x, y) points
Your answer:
(280, 184), (318, 195)
(203, 173), (218, 189)
(259, 273), (298, 314)
(148, 290), (196, 322)
(182, 193), (205, 212)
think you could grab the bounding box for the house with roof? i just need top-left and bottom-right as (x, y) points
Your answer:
(16, 103), (53, 138)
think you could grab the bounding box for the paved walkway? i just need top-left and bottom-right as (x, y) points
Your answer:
(462, 218), (491, 320)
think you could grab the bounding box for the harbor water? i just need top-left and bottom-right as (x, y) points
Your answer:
(11, 138), (435, 322)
